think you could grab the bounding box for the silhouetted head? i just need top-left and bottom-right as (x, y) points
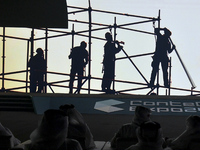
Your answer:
(163, 28), (172, 37)
(30, 109), (68, 150)
(155, 28), (172, 37)
(105, 32), (112, 42)
(133, 106), (151, 125)
(43, 109), (67, 121)
(80, 41), (87, 49)
(186, 115), (200, 129)
(139, 121), (162, 142)
(36, 48), (44, 56)
(59, 104), (75, 115)
(59, 104), (85, 124)
(59, 104), (86, 133)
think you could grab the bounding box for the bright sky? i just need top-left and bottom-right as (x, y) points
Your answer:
(0, 0), (200, 95)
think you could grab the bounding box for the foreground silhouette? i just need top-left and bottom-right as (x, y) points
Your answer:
(60, 104), (96, 150)
(0, 122), (21, 149)
(164, 115), (200, 150)
(126, 121), (164, 150)
(29, 109), (83, 150)
(110, 106), (151, 149)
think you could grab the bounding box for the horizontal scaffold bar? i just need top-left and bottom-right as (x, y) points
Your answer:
(67, 5), (158, 20)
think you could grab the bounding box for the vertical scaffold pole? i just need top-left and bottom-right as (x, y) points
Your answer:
(69, 24), (75, 94)
(44, 28), (48, 93)
(30, 29), (34, 58)
(88, 0), (92, 94)
(1, 27), (6, 92)
(71, 24), (75, 49)
(113, 17), (117, 91)
(29, 28), (34, 93)
(26, 40), (30, 93)
(156, 10), (161, 95)
(158, 10), (161, 29)
(168, 57), (172, 95)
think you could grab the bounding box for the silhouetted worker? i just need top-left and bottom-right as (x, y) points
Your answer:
(28, 48), (46, 93)
(102, 32), (123, 94)
(165, 115), (200, 150)
(126, 121), (164, 150)
(68, 41), (89, 94)
(149, 28), (175, 88)
(110, 106), (151, 149)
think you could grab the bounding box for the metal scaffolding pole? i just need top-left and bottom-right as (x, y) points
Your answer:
(113, 17), (117, 91)
(26, 39), (30, 93)
(70, 24), (75, 94)
(1, 27), (6, 91)
(156, 10), (161, 95)
(30, 29), (34, 58)
(169, 37), (196, 89)
(121, 48), (149, 84)
(168, 57), (172, 95)
(71, 24), (75, 48)
(88, 0), (92, 94)
(44, 28), (48, 93)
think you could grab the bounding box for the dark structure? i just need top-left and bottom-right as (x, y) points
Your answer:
(0, 0), (68, 28)
(0, 1), (198, 96)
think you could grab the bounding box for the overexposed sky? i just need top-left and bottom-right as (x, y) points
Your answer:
(0, 0), (200, 95)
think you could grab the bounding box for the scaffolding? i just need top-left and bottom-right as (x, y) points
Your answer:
(0, 1), (199, 96)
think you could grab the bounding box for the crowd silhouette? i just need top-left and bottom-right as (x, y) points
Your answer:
(1, 105), (200, 150)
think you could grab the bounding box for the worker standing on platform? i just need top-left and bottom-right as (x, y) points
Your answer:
(149, 27), (175, 88)
(28, 48), (46, 93)
(102, 32), (123, 94)
(68, 41), (89, 94)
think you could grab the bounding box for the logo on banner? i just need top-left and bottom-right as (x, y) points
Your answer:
(94, 99), (125, 113)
